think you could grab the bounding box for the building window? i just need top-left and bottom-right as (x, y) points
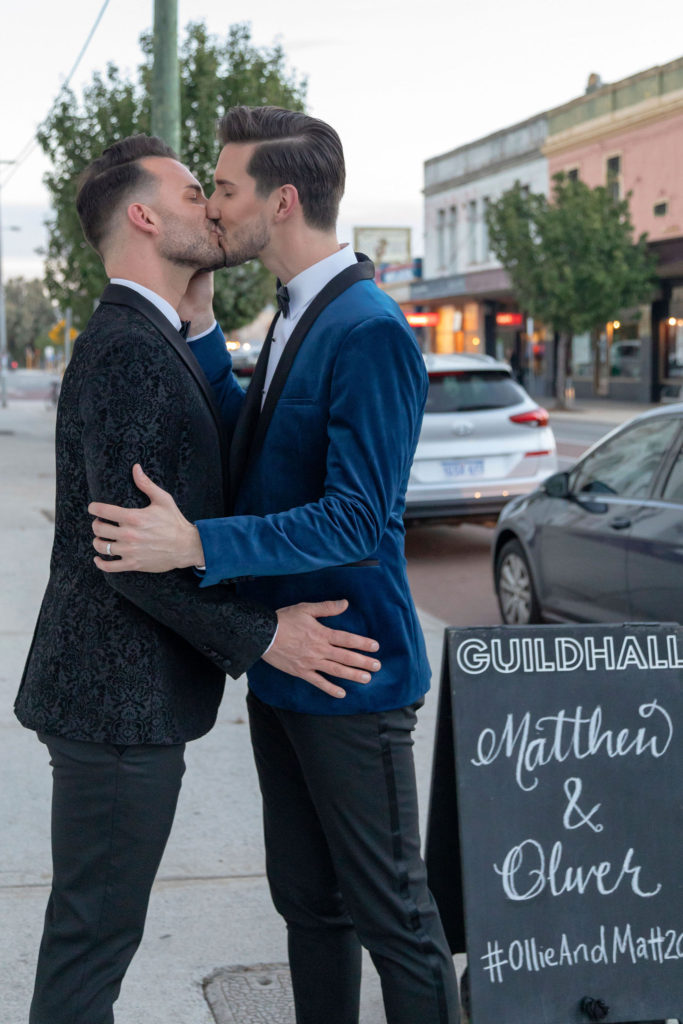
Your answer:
(663, 316), (683, 380)
(448, 206), (457, 268)
(572, 332), (592, 378)
(482, 197), (490, 260)
(654, 201), (668, 217)
(436, 209), (446, 268)
(609, 318), (643, 380)
(606, 155), (621, 200)
(467, 200), (477, 264)
(567, 168), (579, 182)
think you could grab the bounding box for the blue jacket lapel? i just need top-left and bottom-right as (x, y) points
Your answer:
(228, 312), (278, 500)
(229, 255), (375, 504)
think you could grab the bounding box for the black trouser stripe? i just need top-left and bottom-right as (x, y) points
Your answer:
(377, 712), (450, 1024)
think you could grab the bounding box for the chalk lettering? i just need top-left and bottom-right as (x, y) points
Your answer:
(480, 924), (683, 982)
(494, 840), (662, 900)
(555, 637), (584, 671)
(616, 636), (649, 670)
(613, 923), (636, 963)
(471, 702), (673, 790)
(562, 777), (603, 832)
(647, 635), (670, 669)
(491, 638), (521, 673)
(455, 632), (683, 674)
(668, 634), (683, 668)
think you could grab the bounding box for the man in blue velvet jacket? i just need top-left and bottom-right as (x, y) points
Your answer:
(90, 106), (459, 1023)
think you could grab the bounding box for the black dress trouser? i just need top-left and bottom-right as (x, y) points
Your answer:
(29, 734), (186, 1024)
(247, 691), (460, 1024)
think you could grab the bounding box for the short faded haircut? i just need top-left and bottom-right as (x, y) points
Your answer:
(76, 134), (178, 254)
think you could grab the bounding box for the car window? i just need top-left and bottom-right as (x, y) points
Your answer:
(425, 370), (526, 413)
(571, 418), (681, 500)
(661, 442), (683, 503)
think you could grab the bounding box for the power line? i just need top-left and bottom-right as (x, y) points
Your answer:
(0, 0), (112, 190)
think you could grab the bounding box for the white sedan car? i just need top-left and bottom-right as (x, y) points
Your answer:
(405, 353), (557, 524)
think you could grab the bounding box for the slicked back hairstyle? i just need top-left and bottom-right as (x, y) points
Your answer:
(76, 134), (179, 255)
(217, 106), (345, 231)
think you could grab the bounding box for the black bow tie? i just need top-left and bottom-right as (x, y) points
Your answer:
(275, 284), (290, 319)
(179, 320), (191, 339)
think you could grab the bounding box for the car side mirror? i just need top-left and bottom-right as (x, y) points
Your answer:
(543, 471), (571, 499)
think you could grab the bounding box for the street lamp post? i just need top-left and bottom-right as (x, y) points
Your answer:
(0, 161), (16, 409)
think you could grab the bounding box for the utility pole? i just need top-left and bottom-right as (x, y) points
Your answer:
(0, 161), (15, 409)
(151, 0), (181, 153)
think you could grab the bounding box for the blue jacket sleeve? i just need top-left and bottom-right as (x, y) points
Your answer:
(195, 317), (428, 587)
(188, 323), (245, 437)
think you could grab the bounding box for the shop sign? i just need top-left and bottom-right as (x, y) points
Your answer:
(426, 623), (683, 1024)
(406, 313), (439, 327)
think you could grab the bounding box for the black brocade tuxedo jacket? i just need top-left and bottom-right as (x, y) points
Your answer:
(14, 285), (276, 745)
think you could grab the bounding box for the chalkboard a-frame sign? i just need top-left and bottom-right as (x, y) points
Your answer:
(426, 623), (683, 1024)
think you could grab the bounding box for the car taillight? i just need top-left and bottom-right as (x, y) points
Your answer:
(509, 407), (549, 428)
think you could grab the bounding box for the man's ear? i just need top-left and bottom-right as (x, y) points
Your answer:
(127, 202), (159, 236)
(273, 184), (299, 222)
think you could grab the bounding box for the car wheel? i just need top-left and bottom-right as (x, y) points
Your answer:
(495, 539), (542, 624)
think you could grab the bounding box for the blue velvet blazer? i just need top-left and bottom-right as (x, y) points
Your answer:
(189, 264), (431, 715)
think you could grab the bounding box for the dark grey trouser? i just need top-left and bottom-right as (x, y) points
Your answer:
(247, 692), (460, 1024)
(29, 734), (186, 1024)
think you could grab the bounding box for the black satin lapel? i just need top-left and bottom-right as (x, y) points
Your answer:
(99, 285), (228, 461)
(246, 255), (375, 472)
(228, 312), (278, 500)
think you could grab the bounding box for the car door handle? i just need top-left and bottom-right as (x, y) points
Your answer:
(609, 516), (631, 530)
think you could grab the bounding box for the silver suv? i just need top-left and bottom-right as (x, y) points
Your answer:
(405, 353), (557, 524)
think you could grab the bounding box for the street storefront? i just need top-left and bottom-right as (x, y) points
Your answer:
(571, 306), (652, 403)
(406, 269), (555, 398)
(661, 303), (683, 399)
(386, 246), (682, 407)
(570, 240), (683, 403)
(654, 240), (683, 401)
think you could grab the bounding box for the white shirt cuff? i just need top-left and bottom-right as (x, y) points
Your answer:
(263, 623), (278, 654)
(187, 320), (218, 342)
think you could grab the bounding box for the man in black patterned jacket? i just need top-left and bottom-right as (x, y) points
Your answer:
(14, 135), (380, 1024)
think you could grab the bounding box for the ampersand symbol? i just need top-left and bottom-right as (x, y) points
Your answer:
(562, 777), (604, 833)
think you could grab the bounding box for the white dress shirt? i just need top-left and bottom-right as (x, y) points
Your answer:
(110, 277), (217, 342)
(109, 278), (182, 331)
(261, 244), (358, 407)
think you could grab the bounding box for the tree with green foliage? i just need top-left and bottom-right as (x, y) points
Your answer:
(485, 174), (656, 405)
(37, 21), (306, 330)
(4, 277), (59, 362)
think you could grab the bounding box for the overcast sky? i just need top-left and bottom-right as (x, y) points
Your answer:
(2, 0), (682, 278)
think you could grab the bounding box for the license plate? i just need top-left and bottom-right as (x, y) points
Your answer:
(441, 458), (485, 478)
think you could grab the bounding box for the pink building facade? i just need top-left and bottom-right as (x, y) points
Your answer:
(547, 110), (683, 243)
(543, 58), (683, 401)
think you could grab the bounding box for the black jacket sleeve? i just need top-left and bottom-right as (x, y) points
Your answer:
(77, 331), (276, 679)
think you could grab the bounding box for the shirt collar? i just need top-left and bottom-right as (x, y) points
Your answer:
(284, 245), (358, 320)
(110, 278), (182, 331)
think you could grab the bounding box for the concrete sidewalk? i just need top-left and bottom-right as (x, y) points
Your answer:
(0, 400), (463, 1024)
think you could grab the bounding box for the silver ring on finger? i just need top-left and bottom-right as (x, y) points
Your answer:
(106, 542), (112, 557)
